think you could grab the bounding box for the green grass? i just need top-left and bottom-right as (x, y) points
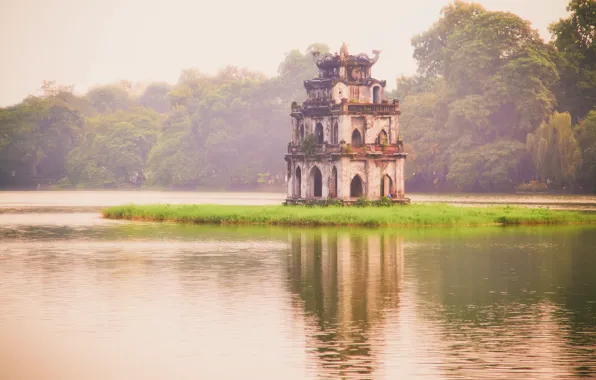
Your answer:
(101, 203), (596, 227)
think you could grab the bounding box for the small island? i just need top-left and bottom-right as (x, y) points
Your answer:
(102, 203), (596, 227)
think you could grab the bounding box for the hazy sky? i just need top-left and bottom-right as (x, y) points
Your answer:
(0, 0), (569, 106)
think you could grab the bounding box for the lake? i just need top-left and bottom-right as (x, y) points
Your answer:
(1, 191), (595, 379)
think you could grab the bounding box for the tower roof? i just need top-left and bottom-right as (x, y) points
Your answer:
(313, 43), (381, 70)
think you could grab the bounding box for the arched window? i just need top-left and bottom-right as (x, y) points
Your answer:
(310, 166), (322, 197)
(329, 166), (338, 198)
(332, 122), (339, 144)
(373, 86), (381, 103)
(380, 175), (393, 197)
(315, 122), (324, 144)
(376, 130), (388, 145)
(350, 175), (364, 198)
(295, 167), (302, 198)
(351, 129), (363, 147)
(299, 124), (305, 141)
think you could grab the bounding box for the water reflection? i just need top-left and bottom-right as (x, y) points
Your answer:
(285, 227), (596, 379)
(287, 230), (404, 378)
(404, 227), (596, 379)
(1, 213), (596, 379)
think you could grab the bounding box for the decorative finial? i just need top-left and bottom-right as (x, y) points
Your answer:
(340, 42), (349, 56)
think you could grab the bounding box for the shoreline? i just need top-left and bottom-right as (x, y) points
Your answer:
(101, 204), (596, 228)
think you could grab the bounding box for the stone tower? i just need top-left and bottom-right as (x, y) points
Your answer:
(284, 43), (407, 204)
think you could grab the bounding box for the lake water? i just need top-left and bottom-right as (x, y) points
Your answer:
(1, 191), (595, 380)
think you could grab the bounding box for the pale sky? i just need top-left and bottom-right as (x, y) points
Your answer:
(0, 0), (569, 106)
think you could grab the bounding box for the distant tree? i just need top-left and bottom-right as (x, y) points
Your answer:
(86, 85), (133, 113)
(575, 110), (596, 192)
(526, 112), (582, 189)
(39, 80), (74, 98)
(0, 95), (83, 184)
(140, 83), (172, 113)
(403, 2), (559, 191)
(549, 0), (596, 123)
(65, 108), (162, 186)
(275, 43), (330, 104)
(412, 1), (486, 77)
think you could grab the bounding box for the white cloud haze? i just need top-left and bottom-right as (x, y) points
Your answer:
(0, 0), (569, 106)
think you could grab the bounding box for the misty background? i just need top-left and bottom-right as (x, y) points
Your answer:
(1, 0), (568, 106)
(1, 0), (594, 194)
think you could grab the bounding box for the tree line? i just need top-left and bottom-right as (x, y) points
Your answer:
(0, 0), (594, 193)
(394, 0), (596, 193)
(0, 44), (327, 190)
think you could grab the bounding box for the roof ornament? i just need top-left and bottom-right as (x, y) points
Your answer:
(340, 42), (349, 57)
(314, 44), (381, 69)
(352, 50), (382, 65)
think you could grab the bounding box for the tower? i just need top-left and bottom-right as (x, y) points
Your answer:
(284, 43), (407, 204)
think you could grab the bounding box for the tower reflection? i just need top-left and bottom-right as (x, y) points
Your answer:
(286, 229), (404, 378)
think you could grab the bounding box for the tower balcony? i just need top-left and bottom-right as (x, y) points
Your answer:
(291, 99), (400, 116)
(336, 98), (400, 115)
(286, 142), (406, 157)
(287, 143), (341, 155)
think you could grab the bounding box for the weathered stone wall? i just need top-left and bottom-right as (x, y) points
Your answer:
(332, 83), (349, 103)
(395, 158), (405, 199)
(332, 83), (385, 104)
(301, 116), (337, 144)
(287, 156), (406, 201)
(366, 117), (391, 145)
(350, 117), (365, 144)
(338, 116), (398, 146)
(366, 159), (380, 198)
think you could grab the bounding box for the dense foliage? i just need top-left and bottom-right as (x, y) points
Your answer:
(0, 45), (324, 189)
(398, 0), (596, 193)
(1, 1), (595, 193)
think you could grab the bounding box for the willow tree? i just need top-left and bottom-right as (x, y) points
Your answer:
(576, 110), (596, 192)
(526, 112), (582, 189)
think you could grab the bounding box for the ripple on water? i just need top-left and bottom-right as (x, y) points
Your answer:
(0, 213), (595, 379)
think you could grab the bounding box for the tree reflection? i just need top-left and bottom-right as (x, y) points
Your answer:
(286, 229), (404, 378)
(407, 226), (596, 378)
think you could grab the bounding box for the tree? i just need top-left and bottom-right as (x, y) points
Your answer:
(139, 83), (172, 113)
(412, 1), (486, 76)
(549, 0), (596, 123)
(65, 108), (162, 186)
(403, 2), (560, 191)
(86, 85), (133, 113)
(448, 140), (527, 192)
(275, 43), (330, 104)
(526, 112), (582, 189)
(0, 95), (83, 185)
(575, 110), (596, 192)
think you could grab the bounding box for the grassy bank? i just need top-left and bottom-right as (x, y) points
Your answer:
(101, 204), (596, 227)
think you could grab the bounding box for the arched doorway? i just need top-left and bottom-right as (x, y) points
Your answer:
(332, 122), (339, 144)
(310, 166), (322, 197)
(350, 175), (364, 198)
(295, 166), (302, 198)
(329, 166), (338, 198)
(351, 129), (362, 147)
(376, 130), (388, 145)
(380, 175), (393, 197)
(299, 124), (305, 141)
(373, 86), (381, 103)
(315, 122), (324, 144)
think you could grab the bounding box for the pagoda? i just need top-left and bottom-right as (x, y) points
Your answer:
(285, 43), (407, 204)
